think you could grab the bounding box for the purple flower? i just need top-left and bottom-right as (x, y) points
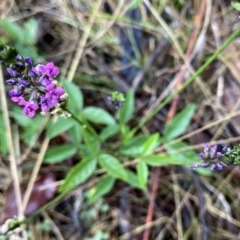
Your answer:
(5, 79), (16, 85)
(204, 143), (209, 151)
(11, 96), (24, 103)
(39, 75), (52, 87)
(24, 57), (33, 67)
(35, 62), (59, 77)
(210, 145), (217, 158)
(191, 143), (228, 172)
(216, 163), (224, 171)
(15, 55), (23, 61)
(7, 68), (18, 77)
(53, 87), (65, 95)
(216, 152), (223, 158)
(29, 68), (38, 78)
(9, 86), (23, 97)
(19, 79), (30, 87)
(42, 62), (59, 77)
(210, 164), (216, 171)
(46, 87), (65, 104)
(46, 83), (55, 91)
(191, 163), (199, 170)
(200, 163), (209, 168)
(18, 98), (27, 106)
(5, 55), (67, 118)
(22, 102), (39, 118)
(40, 96), (54, 112)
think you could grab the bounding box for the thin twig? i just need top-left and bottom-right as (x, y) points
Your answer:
(0, 65), (26, 237)
(143, 167), (161, 240)
(66, 0), (103, 82)
(0, 65), (23, 215)
(171, 169), (183, 240)
(22, 137), (51, 212)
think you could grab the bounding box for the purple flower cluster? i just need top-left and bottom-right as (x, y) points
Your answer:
(191, 143), (228, 171)
(6, 56), (67, 118)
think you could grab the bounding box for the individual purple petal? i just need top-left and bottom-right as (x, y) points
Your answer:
(22, 102), (39, 118)
(19, 79), (30, 87)
(9, 86), (23, 97)
(204, 143), (209, 151)
(191, 163), (199, 170)
(200, 163), (209, 168)
(53, 87), (65, 95)
(45, 83), (55, 91)
(29, 68), (38, 78)
(7, 68), (18, 77)
(24, 57), (33, 66)
(210, 164), (216, 171)
(47, 87), (65, 104)
(199, 152), (204, 159)
(209, 145), (217, 158)
(46, 62), (54, 68)
(44, 62), (59, 77)
(18, 99), (27, 106)
(39, 75), (52, 87)
(216, 152), (223, 158)
(5, 79), (16, 85)
(35, 64), (45, 73)
(222, 146), (228, 152)
(15, 55), (23, 61)
(11, 96), (24, 103)
(220, 162), (228, 168)
(210, 145), (217, 153)
(216, 163), (223, 171)
(40, 96), (54, 112)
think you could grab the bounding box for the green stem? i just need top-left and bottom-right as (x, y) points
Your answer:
(65, 107), (100, 141)
(131, 27), (240, 136)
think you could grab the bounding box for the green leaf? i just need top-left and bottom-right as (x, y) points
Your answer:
(61, 79), (83, 109)
(141, 133), (160, 156)
(232, 2), (240, 11)
(43, 145), (78, 163)
(125, 170), (145, 189)
(68, 122), (82, 144)
(15, 42), (39, 60)
(60, 157), (97, 192)
(137, 161), (148, 188)
(11, 107), (32, 127)
(99, 154), (128, 180)
(83, 107), (116, 125)
(87, 176), (115, 204)
(21, 115), (45, 145)
(165, 141), (200, 165)
(0, 19), (23, 42)
(164, 104), (196, 141)
(194, 168), (212, 176)
(22, 19), (38, 45)
(142, 154), (180, 166)
(119, 89), (134, 124)
(120, 135), (150, 157)
(81, 127), (100, 155)
(46, 117), (75, 139)
(99, 124), (120, 141)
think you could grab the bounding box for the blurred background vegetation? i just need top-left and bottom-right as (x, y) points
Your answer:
(1, 0), (240, 239)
